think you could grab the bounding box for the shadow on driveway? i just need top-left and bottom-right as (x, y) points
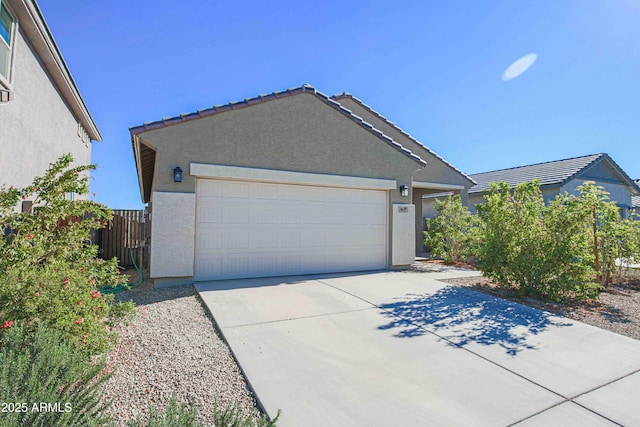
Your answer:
(378, 286), (572, 355)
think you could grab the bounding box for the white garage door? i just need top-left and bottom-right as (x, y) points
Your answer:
(195, 178), (387, 280)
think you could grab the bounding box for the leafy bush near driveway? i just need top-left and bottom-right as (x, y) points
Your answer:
(0, 322), (112, 427)
(424, 194), (481, 263)
(477, 180), (597, 300)
(126, 395), (280, 427)
(0, 154), (135, 356)
(477, 180), (640, 300)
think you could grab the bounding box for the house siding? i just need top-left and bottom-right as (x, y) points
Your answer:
(0, 28), (90, 195)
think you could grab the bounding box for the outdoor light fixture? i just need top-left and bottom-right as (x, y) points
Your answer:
(173, 167), (183, 183)
(399, 185), (409, 197)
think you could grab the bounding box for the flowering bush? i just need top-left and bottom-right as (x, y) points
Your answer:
(0, 154), (134, 355)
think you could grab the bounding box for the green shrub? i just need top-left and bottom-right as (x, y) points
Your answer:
(126, 395), (280, 427)
(0, 322), (112, 427)
(0, 154), (135, 355)
(577, 182), (635, 287)
(424, 195), (480, 263)
(477, 180), (597, 300)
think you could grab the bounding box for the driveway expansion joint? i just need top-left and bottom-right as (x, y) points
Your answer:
(224, 307), (377, 329)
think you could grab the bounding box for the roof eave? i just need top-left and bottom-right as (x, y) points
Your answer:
(131, 135), (148, 204)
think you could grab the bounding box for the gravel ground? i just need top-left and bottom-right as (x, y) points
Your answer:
(411, 261), (640, 341)
(100, 269), (262, 426)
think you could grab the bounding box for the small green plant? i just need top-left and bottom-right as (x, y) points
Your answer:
(212, 401), (279, 427)
(126, 395), (280, 427)
(0, 154), (135, 355)
(0, 322), (112, 427)
(424, 194), (480, 263)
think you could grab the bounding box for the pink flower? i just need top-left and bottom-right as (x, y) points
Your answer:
(27, 233), (34, 239)
(90, 279), (96, 285)
(75, 318), (84, 325)
(73, 171), (79, 175)
(63, 278), (70, 285)
(77, 300), (83, 305)
(34, 291), (39, 297)
(90, 290), (100, 299)
(1, 320), (13, 329)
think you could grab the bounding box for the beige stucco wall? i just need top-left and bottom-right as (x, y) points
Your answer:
(391, 203), (415, 265)
(137, 93), (422, 273)
(149, 191), (196, 280)
(0, 28), (90, 198)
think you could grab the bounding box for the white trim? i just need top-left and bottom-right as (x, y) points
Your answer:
(190, 163), (397, 190)
(411, 181), (465, 190)
(0, 0), (16, 87)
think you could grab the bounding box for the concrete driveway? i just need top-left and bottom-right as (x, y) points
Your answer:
(196, 271), (640, 427)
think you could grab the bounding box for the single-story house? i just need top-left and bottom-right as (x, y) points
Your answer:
(0, 0), (101, 211)
(467, 153), (640, 217)
(131, 84), (472, 286)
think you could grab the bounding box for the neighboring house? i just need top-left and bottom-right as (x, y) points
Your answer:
(632, 180), (640, 219)
(0, 0), (101, 210)
(131, 84), (471, 286)
(467, 154), (640, 217)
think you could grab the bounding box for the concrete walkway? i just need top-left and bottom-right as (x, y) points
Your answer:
(196, 270), (640, 427)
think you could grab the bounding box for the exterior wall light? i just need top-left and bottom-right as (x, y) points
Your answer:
(173, 167), (183, 183)
(399, 185), (409, 197)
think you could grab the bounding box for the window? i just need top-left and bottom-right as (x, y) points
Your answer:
(0, 0), (15, 82)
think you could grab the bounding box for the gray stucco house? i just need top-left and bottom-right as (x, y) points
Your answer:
(131, 84), (472, 286)
(0, 0), (101, 210)
(467, 154), (640, 217)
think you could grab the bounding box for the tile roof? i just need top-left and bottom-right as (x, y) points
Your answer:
(468, 153), (608, 194)
(130, 84), (426, 167)
(331, 93), (475, 185)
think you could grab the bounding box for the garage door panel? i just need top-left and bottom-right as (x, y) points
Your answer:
(222, 182), (250, 198)
(198, 180), (224, 198)
(195, 179), (387, 280)
(198, 205), (223, 223)
(224, 205), (250, 223)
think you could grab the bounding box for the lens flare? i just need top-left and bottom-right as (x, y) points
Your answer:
(502, 53), (537, 81)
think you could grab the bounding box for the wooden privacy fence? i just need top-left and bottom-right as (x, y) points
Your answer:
(97, 209), (150, 268)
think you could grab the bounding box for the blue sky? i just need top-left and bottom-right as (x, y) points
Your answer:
(38, 0), (640, 209)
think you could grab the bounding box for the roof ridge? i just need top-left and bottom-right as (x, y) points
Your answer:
(331, 93), (475, 185)
(130, 84), (427, 168)
(468, 153), (640, 196)
(470, 153), (605, 177)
